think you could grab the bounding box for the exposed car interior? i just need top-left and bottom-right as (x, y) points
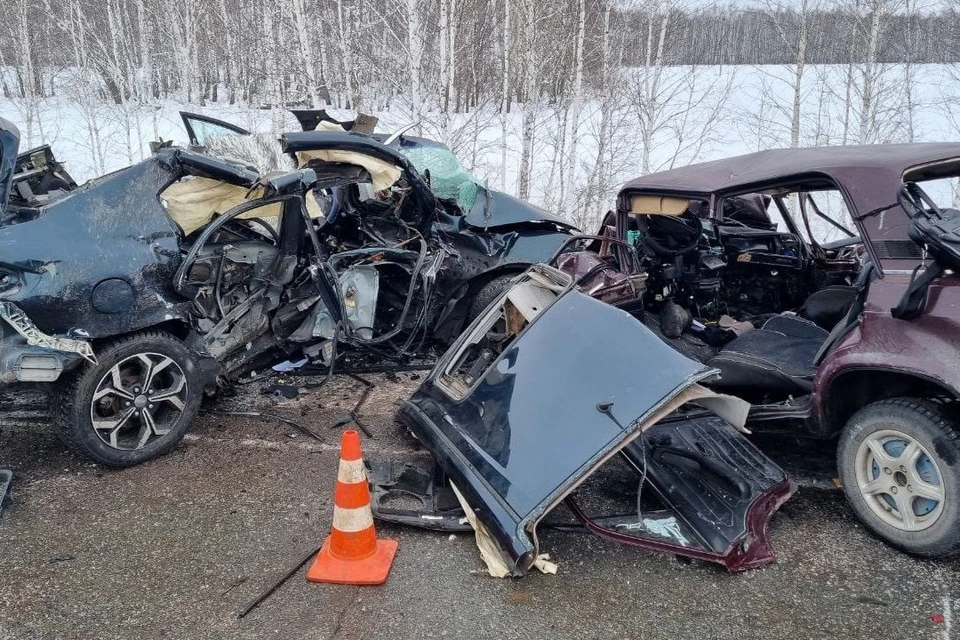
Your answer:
(3, 145), (78, 222)
(437, 267), (564, 398)
(607, 184), (871, 406)
(166, 155), (434, 379)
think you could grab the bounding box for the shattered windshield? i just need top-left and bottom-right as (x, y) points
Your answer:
(399, 144), (481, 213)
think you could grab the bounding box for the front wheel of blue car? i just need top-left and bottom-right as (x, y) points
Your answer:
(838, 398), (960, 558)
(54, 330), (203, 468)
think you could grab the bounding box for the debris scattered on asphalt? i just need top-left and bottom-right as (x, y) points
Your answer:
(272, 359), (308, 373)
(237, 545), (321, 619)
(204, 410), (324, 443)
(0, 469), (11, 518)
(330, 374), (375, 438)
(221, 576), (248, 597)
(261, 384), (301, 400)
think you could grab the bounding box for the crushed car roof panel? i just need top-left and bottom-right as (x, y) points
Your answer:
(398, 269), (727, 573)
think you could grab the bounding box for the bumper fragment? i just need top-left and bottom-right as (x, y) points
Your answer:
(0, 301), (93, 383)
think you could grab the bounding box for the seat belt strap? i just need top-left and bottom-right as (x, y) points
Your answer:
(891, 261), (944, 320)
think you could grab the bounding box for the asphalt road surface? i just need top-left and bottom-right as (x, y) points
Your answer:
(1, 374), (958, 640)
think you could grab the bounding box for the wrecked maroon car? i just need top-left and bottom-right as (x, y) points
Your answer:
(0, 116), (574, 468)
(605, 144), (960, 558)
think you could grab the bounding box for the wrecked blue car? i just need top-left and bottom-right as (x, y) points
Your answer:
(0, 115), (574, 467)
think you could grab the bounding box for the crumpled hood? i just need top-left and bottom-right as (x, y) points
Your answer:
(466, 189), (578, 230)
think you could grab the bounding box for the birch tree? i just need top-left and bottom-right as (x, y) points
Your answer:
(515, 0), (547, 200)
(499, 0), (511, 191)
(290, 0), (322, 107)
(4, 0), (43, 146)
(561, 0), (587, 219)
(761, 0), (818, 148)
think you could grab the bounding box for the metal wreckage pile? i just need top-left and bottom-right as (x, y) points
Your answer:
(0, 110), (792, 572)
(23, 109), (952, 577)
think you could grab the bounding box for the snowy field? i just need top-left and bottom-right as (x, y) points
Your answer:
(3, 63), (959, 228)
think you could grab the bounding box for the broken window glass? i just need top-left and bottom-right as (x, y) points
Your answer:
(399, 145), (481, 214)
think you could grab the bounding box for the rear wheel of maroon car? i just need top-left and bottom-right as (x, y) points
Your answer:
(54, 331), (203, 468)
(838, 398), (960, 557)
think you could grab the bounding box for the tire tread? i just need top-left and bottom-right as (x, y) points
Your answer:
(53, 330), (199, 467)
(838, 396), (960, 558)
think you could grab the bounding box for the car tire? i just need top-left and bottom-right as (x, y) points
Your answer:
(54, 330), (203, 468)
(837, 398), (960, 557)
(468, 274), (520, 323)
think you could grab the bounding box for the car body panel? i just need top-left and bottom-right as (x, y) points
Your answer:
(0, 146), (263, 385)
(465, 188), (574, 230)
(0, 151), (186, 337)
(586, 414), (794, 571)
(180, 112), (251, 147)
(397, 268), (713, 571)
(813, 272), (960, 431)
(394, 267), (792, 573)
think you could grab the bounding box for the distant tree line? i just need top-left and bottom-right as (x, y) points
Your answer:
(626, 7), (960, 67)
(3, 0), (959, 227)
(3, 0), (959, 110)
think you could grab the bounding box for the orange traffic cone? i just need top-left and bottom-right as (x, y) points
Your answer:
(306, 429), (398, 585)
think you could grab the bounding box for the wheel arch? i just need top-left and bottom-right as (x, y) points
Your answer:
(820, 367), (960, 437)
(90, 318), (193, 346)
(431, 263), (531, 345)
(87, 320), (219, 391)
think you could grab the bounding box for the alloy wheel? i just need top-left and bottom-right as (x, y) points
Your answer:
(854, 428), (945, 532)
(89, 353), (189, 450)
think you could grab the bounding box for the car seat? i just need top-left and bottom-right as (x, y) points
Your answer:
(704, 261), (875, 396)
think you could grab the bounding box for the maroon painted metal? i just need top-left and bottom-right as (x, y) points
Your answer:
(813, 273), (960, 428)
(618, 143), (960, 272)
(565, 475), (795, 572)
(616, 142), (960, 433)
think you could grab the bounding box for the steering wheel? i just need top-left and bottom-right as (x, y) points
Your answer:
(641, 212), (704, 258)
(898, 182), (944, 220)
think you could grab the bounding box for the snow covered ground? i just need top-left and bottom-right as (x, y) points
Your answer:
(2, 63), (959, 226)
